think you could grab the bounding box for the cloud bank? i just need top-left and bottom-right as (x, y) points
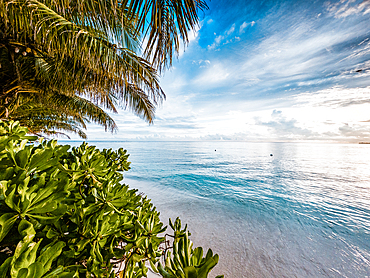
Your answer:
(76, 0), (370, 143)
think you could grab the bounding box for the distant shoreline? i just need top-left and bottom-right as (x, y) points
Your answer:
(359, 142), (370, 144)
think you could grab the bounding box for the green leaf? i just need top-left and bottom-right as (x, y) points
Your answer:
(18, 220), (36, 242)
(15, 148), (31, 169)
(18, 262), (44, 278)
(75, 238), (90, 253)
(5, 186), (17, 211)
(197, 254), (219, 278)
(0, 212), (18, 242)
(27, 200), (58, 214)
(42, 266), (65, 278)
(184, 266), (197, 278)
(11, 240), (41, 277)
(0, 166), (15, 181)
(29, 185), (57, 207)
(93, 241), (104, 263)
(27, 149), (54, 174)
(149, 259), (158, 273)
(37, 241), (66, 274)
(29, 214), (61, 221)
(157, 263), (176, 278)
(191, 247), (203, 267)
(0, 257), (12, 277)
(45, 228), (59, 239)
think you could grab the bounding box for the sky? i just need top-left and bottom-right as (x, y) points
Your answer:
(82, 0), (370, 142)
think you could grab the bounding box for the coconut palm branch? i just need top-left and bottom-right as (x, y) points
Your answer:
(1, 87), (117, 138)
(125, 0), (208, 70)
(0, 0), (206, 137)
(1, 0), (164, 116)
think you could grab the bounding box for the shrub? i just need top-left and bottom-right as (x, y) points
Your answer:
(0, 121), (222, 278)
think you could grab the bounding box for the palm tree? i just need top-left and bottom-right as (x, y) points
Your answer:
(0, 0), (206, 137)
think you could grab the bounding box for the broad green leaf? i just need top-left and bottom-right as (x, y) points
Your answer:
(15, 148), (31, 169)
(45, 228), (59, 239)
(0, 166), (15, 181)
(17, 262), (44, 278)
(0, 212), (18, 242)
(37, 241), (65, 274)
(42, 266), (64, 278)
(27, 149), (54, 174)
(157, 263), (175, 278)
(5, 186), (17, 211)
(29, 184), (57, 206)
(197, 254), (219, 278)
(29, 214), (61, 221)
(0, 257), (12, 277)
(17, 220), (36, 240)
(27, 200), (58, 214)
(11, 240), (41, 278)
(184, 266), (197, 278)
(191, 247), (203, 266)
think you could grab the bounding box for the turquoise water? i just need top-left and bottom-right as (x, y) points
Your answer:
(69, 141), (370, 277)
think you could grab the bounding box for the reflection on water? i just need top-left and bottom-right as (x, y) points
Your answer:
(70, 141), (370, 277)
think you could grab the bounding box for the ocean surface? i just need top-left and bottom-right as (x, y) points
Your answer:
(67, 141), (370, 277)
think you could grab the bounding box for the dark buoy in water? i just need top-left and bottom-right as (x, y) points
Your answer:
(270, 154), (273, 156)
(215, 149), (216, 151)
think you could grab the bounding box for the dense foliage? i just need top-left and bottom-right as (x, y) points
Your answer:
(0, 0), (206, 137)
(0, 121), (222, 278)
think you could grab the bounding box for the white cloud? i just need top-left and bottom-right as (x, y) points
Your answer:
(293, 86), (370, 109)
(208, 35), (223, 50)
(192, 59), (211, 68)
(339, 123), (370, 139)
(71, 1), (370, 143)
(208, 23), (242, 50)
(325, 0), (370, 18)
(226, 24), (235, 35)
(239, 21), (255, 34)
(239, 22), (248, 33)
(255, 110), (318, 139)
(78, 84), (370, 143)
(337, 38), (370, 64)
(232, 15), (370, 89)
(193, 63), (230, 85)
(215, 35), (223, 44)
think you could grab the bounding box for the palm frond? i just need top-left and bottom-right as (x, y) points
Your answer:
(0, 0), (205, 137)
(125, 0), (208, 70)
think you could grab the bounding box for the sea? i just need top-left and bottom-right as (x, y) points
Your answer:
(66, 141), (370, 278)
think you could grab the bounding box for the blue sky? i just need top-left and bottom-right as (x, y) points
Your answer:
(83, 0), (370, 142)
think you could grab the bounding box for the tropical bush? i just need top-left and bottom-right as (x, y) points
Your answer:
(0, 120), (223, 278)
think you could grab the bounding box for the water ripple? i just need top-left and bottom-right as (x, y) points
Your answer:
(80, 141), (370, 277)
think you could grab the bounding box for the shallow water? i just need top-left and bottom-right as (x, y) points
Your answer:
(68, 141), (370, 277)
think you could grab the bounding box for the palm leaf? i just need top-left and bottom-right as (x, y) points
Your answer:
(0, 0), (205, 137)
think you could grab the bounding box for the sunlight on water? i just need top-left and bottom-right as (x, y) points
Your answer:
(73, 141), (370, 277)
